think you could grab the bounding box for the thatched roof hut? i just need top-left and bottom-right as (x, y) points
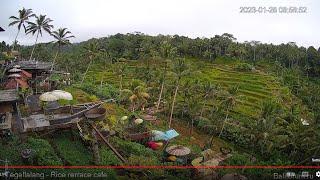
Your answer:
(0, 89), (19, 114)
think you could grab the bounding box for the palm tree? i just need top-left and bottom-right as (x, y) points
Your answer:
(80, 41), (100, 84)
(250, 40), (261, 65)
(50, 28), (74, 71)
(155, 60), (169, 112)
(121, 80), (149, 111)
(113, 62), (128, 91)
(186, 80), (202, 136)
(200, 82), (219, 117)
(304, 63), (311, 78)
(252, 99), (282, 155)
(168, 58), (189, 128)
(9, 8), (35, 51)
(26, 14), (53, 60)
(218, 85), (240, 137)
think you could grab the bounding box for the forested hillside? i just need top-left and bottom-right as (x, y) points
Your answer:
(2, 32), (320, 176)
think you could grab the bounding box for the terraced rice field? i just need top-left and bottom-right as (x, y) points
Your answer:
(196, 62), (292, 122)
(85, 59), (306, 125)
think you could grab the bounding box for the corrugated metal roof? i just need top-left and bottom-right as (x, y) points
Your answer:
(11, 61), (52, 70)
(0, 89), (19, 102)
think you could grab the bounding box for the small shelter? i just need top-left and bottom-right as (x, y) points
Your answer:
(6, 61), (53, 93)
(0, 27), (4, 32)
(0, 89), (19, 133)
(0, 89), (19, 113)
(10, 60), (52, 77)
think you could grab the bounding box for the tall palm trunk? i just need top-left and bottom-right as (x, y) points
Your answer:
(156, 81), (164, 112)
(29, 31), (40, 61)
(51, 46), (60, 71)
(12, 29), (20, 51)
(218, 109), (229, 137)
(169, 82), (179, 128)
(81, 58), (92, 84)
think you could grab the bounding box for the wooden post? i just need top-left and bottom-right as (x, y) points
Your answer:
(91, 124), (127, 163)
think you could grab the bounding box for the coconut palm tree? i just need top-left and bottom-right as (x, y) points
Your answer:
(113, 62), (128, 91)
(50, 28), (74, 71)
(26, 14), (53, 60)
(121, 80), (149, 111)
(185, 80), (202, 136)
(168, 58), (189, 128)
(9, 8), (35, 51)
(304, 63), (311, 78)
(155, 60), (169, 112)
(218, 85), (240, 137)
(80, 41), (100, 84)
(250, 99), (283, 155)
(200, 82), (220, 117)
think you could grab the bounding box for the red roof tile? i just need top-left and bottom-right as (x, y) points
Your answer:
(5, 78), (29, 89)
(20, 70), (32, 79)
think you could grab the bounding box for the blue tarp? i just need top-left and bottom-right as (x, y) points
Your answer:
(151, 129), (179, 141)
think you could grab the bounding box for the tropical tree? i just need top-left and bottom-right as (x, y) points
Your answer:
(113, 62), (128, 91)
(26, 14), (53, 60)
(250, 40), (261, 65)
(121, 79), (150, 111)
(200, 82), (220, 117)
(155, 60), (169, 112)
(168, 58), (189, 128)
(9, 8), (35, 51)
(218, 85), (240, 137)
(80, 41), (100, 84)
(252, 99), (283, 155)
(304, 63), (311, 78)
(50, 28), (74, 71)
(183, 79), (202, 136)
(284, 123), (320, 163)
(160, 40), (177, 59)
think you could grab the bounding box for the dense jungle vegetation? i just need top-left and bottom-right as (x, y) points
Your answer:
(1, 7), (320, 179)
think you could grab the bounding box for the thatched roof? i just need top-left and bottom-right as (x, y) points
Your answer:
(10, 61), (52, 70)
(0, 89), (19, 102)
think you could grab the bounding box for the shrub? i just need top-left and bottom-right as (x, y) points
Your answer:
(99, 147), (121, 165)
(53, 133), (92, 165)
(75, 82), (119, 100)
(234, 63), (254, 72)
(110, 137), (157, 157)
(26, 138), (63, 165)
(0, 136), (24, 165)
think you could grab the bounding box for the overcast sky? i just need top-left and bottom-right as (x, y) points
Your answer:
(0, 0), (319, 48)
